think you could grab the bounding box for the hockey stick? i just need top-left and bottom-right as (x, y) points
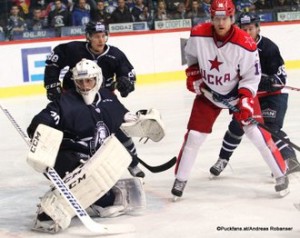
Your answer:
(0, 104), (30, 145)
(201, 89), (300, 152)
(137, 156), (176, 173)
(0, 104), (135, 234)
(273, 84), (300, 92)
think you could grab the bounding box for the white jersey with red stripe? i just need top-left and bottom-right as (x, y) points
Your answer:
(185, 23), (261, 108)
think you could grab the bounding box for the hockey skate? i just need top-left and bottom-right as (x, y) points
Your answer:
(128, 165), (145, 178)
(286, 157), (300, 176)
(171, 179), (187, 202)
(275, 175), (289, 197)
(32, 205), (62, 233)
(209, 158), (228, 178)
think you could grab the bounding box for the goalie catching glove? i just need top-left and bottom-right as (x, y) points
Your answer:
(233, 88), (254, 126)
(186, 64), (204, 95)
(121, 108), (165, 142)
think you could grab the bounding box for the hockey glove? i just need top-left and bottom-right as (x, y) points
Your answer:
(258, 74), (283, 92)
(116, 76), (135, 97)
(45, 83), (62, 101)
(233, 89), (254, 126)
(186, 64), (203, 94)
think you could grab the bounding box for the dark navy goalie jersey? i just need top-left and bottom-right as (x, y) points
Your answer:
(28, 88), (128, 155)
(45, 41), (135, 91)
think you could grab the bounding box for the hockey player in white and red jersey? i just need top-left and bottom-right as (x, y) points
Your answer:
(171, 0), (289, 200)
(210, 12), (300, 177)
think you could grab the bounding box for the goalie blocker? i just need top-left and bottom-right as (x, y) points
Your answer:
(27, 125), (145, 233)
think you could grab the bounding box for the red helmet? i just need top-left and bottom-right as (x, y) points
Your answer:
(210, 0), (235, 17)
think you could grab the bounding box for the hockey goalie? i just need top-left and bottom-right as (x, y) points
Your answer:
(25, 59), (165, 233)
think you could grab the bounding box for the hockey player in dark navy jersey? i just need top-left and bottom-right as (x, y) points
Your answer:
(45, 21), (135, 99)
(210, 12), (300, 177)
(44, 21), (144, 178)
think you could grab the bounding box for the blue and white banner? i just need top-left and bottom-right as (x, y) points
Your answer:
(21, 47), (51, 83)
(109, 22), (148, 33)
(258, 12), (274, 22)
(277, 11), (300, 21)
(12, 29), (56, 40)
(61, 26), (85, 36)
(155, 19), (192, 30)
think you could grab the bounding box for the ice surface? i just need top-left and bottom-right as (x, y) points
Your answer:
(1, 70), (300, 238)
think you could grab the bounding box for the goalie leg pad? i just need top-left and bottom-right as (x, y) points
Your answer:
(34, 135), (132, 232)
(120, 108), (166, 142)
(89, 177), (146, 218)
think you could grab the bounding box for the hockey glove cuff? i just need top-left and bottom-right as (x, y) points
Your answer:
(45, 82), (62, 101)
(186, 64), (203, 94)
(234, 88), (254, 126)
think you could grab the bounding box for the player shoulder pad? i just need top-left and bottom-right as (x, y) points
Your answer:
(260, 36), (279, 53)
(230, 25), (257, 52)
(190, 22), (213, 37)
(107, 45), (125, 58)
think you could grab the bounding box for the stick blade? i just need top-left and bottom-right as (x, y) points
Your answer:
(138, 156), (177, 173)
(69, 223), (135, 236)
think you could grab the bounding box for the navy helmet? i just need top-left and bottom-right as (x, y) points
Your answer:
(236, 12), (260, 27)
(85, 21), (108, 35)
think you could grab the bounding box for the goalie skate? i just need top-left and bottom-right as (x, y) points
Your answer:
(32, 204), (65, 233)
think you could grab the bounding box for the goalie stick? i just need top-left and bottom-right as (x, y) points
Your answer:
(0, 104), (134, 234)
(201, 89), (300, 152)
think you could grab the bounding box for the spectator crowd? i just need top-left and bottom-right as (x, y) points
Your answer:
(0, 0), (299, 40)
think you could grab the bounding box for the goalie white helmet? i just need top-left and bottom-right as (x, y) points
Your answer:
(72, 59), (103, 105)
